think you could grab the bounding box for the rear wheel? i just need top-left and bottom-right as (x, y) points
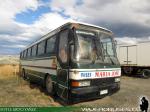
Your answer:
(142, 69), (150, 79)
(45, 75), (54, 95)
(122, 67), (133, 75)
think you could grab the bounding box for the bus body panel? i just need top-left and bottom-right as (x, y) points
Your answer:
(20, 57), (57, 84)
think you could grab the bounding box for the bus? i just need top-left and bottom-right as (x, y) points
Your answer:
(20, 22), (121, 103)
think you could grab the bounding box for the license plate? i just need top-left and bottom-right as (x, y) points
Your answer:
(100, 89), (108, 95)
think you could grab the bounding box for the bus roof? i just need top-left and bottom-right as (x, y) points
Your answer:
(24, 22), (112, 51)
(71, 21), (112, 32)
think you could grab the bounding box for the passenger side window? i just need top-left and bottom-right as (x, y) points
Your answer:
(27, 48), (31, 57)
(20, 52), (22, 59)
(22, 51), (25, 58)
(24, 50), (27, 58)
(59, 30), (68, 63)
(46, 35), (56, 53)
(37, 41), (46, 55)
(32, 45), (37, 56)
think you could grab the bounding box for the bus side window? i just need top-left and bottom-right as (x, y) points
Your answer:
(20, 52), (22, 59)
(24, 50), (27, 58)
(46, 35), (56, 54)
(27, 48), (31, 57)
(32, 45), (37, 57)
(59, 30), (68, 63)
(22, 51), (25, 58)
(37, 41), (46, 56)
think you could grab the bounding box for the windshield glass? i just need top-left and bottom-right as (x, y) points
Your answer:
(100, 34), (114, 56)
(76, 30), (102, 63)
(74, 29), (118, 65)
(100, 33), (118, 64)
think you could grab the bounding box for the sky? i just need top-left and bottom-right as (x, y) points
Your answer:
(0, 0), (150, 55)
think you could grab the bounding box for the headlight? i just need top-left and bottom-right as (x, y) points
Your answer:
(115, 78), (120, 82)
(79, 81), (90, 86)
(71, 81), (90, 87)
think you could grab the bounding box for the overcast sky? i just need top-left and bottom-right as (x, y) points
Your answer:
(0, 0), (150, 55)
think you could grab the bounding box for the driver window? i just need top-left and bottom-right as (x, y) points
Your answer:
(59, 30), (68, 63)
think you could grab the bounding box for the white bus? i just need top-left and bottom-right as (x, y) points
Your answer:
(20, 22), (121, 103)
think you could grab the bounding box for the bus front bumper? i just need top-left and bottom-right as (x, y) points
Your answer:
(70, 82), (120, 102)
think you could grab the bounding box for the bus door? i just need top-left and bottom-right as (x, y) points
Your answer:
(57, 29), (69, 101)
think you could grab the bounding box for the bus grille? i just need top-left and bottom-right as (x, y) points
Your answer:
(91, 78), (115, 87)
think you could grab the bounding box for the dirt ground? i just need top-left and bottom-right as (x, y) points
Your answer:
(0, 65), (150, 110)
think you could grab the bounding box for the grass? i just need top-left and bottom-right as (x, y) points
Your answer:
(0, 64), (60, 107)
(0, 64), (19, 79)
(0, 77), (61, 107)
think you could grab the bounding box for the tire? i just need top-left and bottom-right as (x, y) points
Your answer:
(142, 69), (150, 79)
(45, 75), (54, 95)
(122, 67), (133, 75)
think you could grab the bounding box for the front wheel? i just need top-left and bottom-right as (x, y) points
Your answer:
(45, 75), (55, 95)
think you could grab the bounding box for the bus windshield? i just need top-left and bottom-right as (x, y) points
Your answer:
(101, 34), (114, 56)
(100, 33), (118, 64)
(74, 29), (118, 65)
